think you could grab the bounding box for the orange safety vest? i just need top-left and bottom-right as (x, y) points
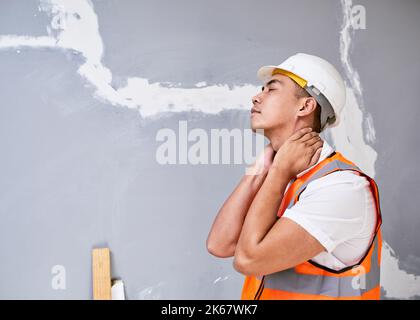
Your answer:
(241, 151), (383, 300)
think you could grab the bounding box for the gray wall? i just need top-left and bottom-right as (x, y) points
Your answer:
(0, 0), (419, 299)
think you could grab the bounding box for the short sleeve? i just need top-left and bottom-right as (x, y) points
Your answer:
(282, 171), (371, 254)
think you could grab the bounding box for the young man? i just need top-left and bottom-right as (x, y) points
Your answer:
(207, 53), (382, 300)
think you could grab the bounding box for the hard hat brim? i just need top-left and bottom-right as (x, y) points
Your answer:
(257, 65), (279, 82)
(257, 65), (307, 87)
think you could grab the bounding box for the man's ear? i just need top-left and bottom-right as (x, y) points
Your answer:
(298, 97), (317, 116)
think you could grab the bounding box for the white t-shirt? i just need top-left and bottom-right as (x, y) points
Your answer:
(282, 140), (377, 271)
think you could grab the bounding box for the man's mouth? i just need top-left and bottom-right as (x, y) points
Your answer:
(251, 107), (261, 115)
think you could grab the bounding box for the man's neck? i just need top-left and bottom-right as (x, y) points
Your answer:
(267, 132), (289, 151)
(266, 125), (297, 152)
(266, 123), (313, 151)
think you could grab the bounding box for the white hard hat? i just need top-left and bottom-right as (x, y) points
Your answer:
(257, 53), (346, 131)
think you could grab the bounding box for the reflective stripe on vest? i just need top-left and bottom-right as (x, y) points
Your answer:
(240, 151), (383, 300)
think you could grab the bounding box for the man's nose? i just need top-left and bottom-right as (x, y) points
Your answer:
(252, 93), (262, 105)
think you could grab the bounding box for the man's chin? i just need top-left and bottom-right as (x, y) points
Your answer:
(250, 124), (266, 135)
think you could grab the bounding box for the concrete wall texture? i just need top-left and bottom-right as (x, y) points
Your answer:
(0, 0), (419, 299)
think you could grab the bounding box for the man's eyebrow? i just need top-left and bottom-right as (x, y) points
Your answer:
(261, 79), (284, 91)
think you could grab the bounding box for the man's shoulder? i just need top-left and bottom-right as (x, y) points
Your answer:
(302, 169), (370, 199)
(320, 150), (371, 183)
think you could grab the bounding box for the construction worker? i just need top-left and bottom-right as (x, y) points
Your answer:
(206, 53), (382, 300)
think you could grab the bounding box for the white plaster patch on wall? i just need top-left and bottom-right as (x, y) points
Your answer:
(340, 0), (362, 96)
(116, 78), (255, 117)
(339, 0), (376, 143)
(136, 281), (166, 300)
(381, 242), (420, 298)
(38, 0), (139, 109)
(330, 88), (377, 177)
(334, 0), (378, 177)
(0, 0), (257, 117)
(213, 275), (230, 284)
(0, 35), (57, 47)
(338, 0), (420, 299)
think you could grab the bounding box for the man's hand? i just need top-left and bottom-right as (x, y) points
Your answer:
(272, 127), (323, 179)
(246, 143), (275, 176)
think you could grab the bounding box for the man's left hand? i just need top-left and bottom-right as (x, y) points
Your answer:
(271, 127), (324, 179)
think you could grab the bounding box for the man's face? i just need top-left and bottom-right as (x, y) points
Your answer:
(250, 73), (300, 133)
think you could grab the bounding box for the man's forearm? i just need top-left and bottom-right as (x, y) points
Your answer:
(236, 166), (291, 257)
(206, 172), (267, 257)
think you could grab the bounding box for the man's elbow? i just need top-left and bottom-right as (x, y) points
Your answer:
(206, 239), (236, 258)
(234, 250), (293, 276)
(233, 251), (260, 276)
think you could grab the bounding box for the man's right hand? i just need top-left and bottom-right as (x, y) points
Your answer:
(246, 143), (275, 176)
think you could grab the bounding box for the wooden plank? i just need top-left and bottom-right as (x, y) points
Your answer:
(92, 248), (112, 300)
